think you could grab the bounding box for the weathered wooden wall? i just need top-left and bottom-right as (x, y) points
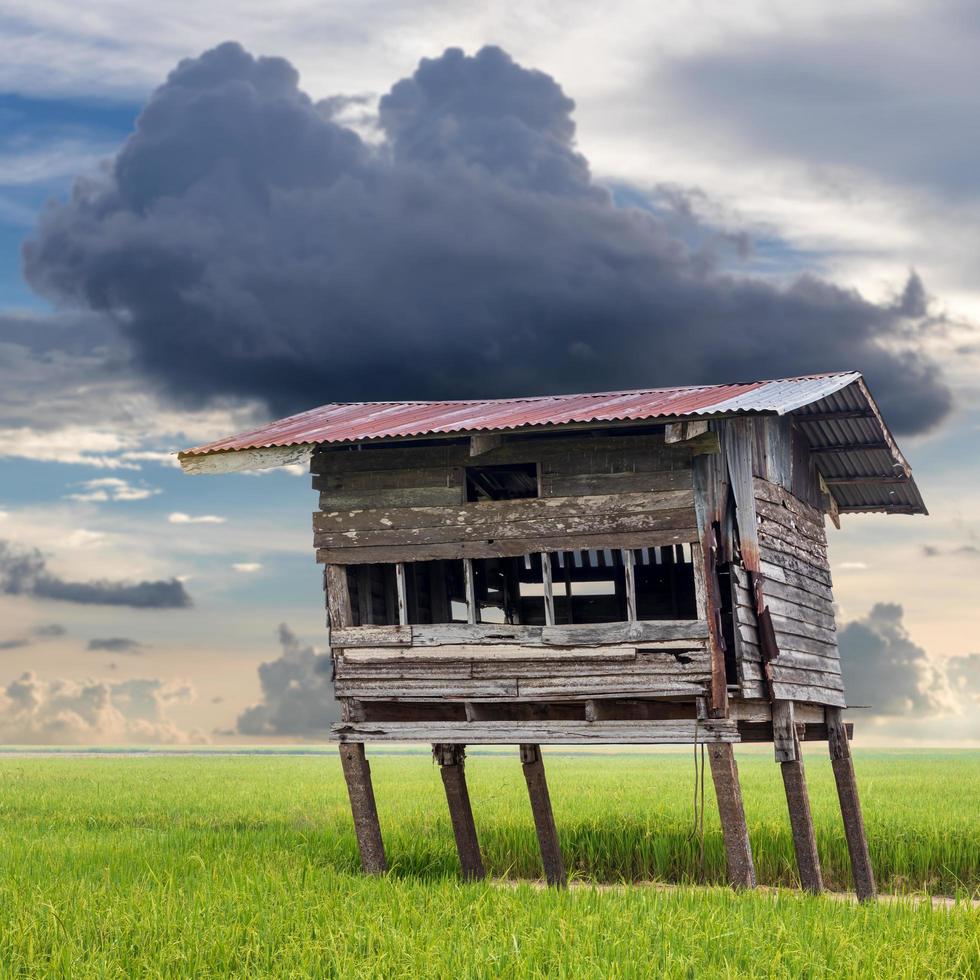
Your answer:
(724, 417), (844, 707)
(334, 641), (711, 702)
(315, 416), (847, 733)
(312, 433), (703, 564)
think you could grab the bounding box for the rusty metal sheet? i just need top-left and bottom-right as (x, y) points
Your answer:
(181, 373), (859, 456)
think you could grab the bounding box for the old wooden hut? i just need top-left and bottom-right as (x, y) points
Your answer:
(179, 371), (925, 897)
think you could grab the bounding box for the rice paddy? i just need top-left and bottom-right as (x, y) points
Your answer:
(0, 748), (976, 977)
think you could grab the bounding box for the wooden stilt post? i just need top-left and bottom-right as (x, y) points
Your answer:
(520, 743), (566, 887)
(707, 743), (757, 889)
(338, 742), (388, 874)
(328, 564), (387, 875)
(773, 702), (822, 893)
(433, 743), (485, 881)
(826, 708), (876, 901)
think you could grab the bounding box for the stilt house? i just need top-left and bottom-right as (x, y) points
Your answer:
(180, 372), (925, 896)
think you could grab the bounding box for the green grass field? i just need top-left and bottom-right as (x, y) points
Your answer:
(0, 749), (977, 977)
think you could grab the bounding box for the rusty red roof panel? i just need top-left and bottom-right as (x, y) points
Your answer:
(181, 373), (861, 456)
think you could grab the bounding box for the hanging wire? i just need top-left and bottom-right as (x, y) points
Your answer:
(690, 718), (707, 880)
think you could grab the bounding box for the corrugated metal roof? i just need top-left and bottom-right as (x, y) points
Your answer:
(179, 371), (925, 515)
(181, 373), (859, 455)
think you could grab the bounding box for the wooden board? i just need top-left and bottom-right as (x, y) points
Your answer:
(330, 719), (740, 743)
(314, 489), (695, 533)
(313, 433), (707, 475)
(330, 620), (709, 649)
(316, 527), (699, 564)
(313, 506), (697, 551)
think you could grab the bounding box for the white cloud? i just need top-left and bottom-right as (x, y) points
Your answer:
(0, 140), (116, 187)
(838, 561), (870, 570)
(0, 671), (202, 745)
(168, 513), (226, 525)
(0, 426), (140, 469)
(232, 563), (262, 573)
(66, 477), (161, 503)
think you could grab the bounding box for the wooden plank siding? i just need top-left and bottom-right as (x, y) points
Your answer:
(311, 433), (701, 564)
(750, 477), (844, 707)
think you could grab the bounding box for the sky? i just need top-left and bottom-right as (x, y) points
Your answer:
(0, 0), (978, 746)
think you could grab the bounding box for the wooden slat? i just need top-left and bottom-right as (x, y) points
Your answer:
(314, 490), (695, 533)
(518, 678), (706, 699)
(770, 614), (837, 646)
(741, 661), (844, 690)
(761, 594), (837, 631)
(540, 470), (691, 497)
(756, 547), (833, 589)
(753, 561), (834, 602)
(337, 651), (710, 681)
(316, 527), (700, 564)
(313, 506), (697, 551)
(753, 477), (824, 526)
(330, 620), (709, 649)
(314, 433), (695, 474)
(771, 682), (847, 707)
(395, 564), (408, 626)
(759, 577), (837, 617)
(541, 553), (556, 627)
(463, 559), (477, 625)
(315, 466), (464, 493)
(341, 644), (644, 663)
(758, 522), (828, 563)
(319, 487), (464, 510)
(325, 565), (354, 629)
(758, 530), (829, 569)
(331, 719), (741, 743)
(335, 678), (519, 699)
(755, 499), (826, 545)
(622, 549), (637, 622)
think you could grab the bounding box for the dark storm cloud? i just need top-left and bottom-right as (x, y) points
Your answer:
(0, 540), (191, 609)
(87, 637), (145, 653)
(235, 624), (337, 737)
(24, 42), (951, 434)
(838, 603), (948, 716)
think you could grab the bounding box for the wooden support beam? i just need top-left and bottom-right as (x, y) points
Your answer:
(433, 743), (485, 881)
(325, 564), (353, 630)
(797, 409), (874, 422)
(665, 419), (710, 444)
(338, 743), (388, 875)
(826, 708), (876, 902)
(519, 744), (566, 887)
(771, 700), (797, 762)
(469, 433), (505, 457)
(707, 743), (757, 890)
(622, 549), (637, 622)
(463, 558), (477, 625)
(809, 441), (890, 455)
(540, 553), (556, 627)
(692, 528), (728, 717)
(395, 563), (408, 626)
(822, 476), (908, 486)
(779, 729), (823, 894)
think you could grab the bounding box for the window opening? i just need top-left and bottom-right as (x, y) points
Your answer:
(465, 462), (539, 502)
(342, 547), (697, 627)
(346, 560), (468, 626)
